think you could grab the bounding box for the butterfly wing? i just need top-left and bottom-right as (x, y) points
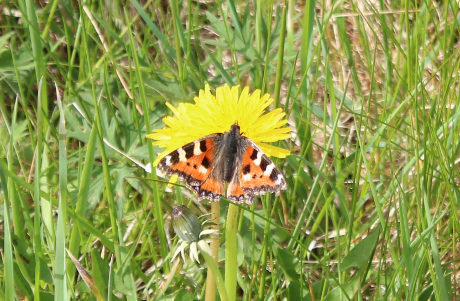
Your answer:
(227, 138), (286, 204)
(157, 134), (225, 201)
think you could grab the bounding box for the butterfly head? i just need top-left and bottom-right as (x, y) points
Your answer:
(229, 122), (244, 136)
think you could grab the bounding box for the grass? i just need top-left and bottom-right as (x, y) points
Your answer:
(1, 0), (460, 300)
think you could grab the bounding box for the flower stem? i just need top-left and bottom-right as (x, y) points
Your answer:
(200, 243), (228, 301)
(205, 201), (220, 301)
(225, 203), (239, 301)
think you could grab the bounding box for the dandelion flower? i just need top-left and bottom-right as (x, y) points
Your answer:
(147, 84), (290, 203)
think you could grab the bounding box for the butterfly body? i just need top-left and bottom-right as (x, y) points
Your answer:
(158, 123), (286, 204)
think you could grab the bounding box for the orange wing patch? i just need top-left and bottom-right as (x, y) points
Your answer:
(227, 182), (245, 203)
(192, 177), (224, 201)
(239, 145), (286, 197)
(158, 139), (215, 185)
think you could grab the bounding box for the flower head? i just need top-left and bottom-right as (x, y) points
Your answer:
(171, 205), (217, 263)
(147, 84), (290, 166)
(172, 205), (202, 242)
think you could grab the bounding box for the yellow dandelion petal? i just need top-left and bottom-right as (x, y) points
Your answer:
(256, 143), (291, 158)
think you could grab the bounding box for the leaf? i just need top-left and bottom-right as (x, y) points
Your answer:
(323, 277), (360, 301)
(91, 249), (129, 299)
(67, 249), (105, 301)
(142, 76), (187, 101)
(341, 227), (380, 271)
(38, 292), (54, 301)
(0, 40), (34, 72)
(204, 12), (257, 61)
(286, 281), (310, 301)
(12, 235), (54, 285)
(91, 249), (110, 301)
(275, 248), (301, 283)
(13, 262), (33, 300)
(275, 248), (311, 299)
(174, 289), (193, 301)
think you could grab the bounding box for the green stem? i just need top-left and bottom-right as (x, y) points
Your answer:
(205, 202), (220, 301)
(258, 196), (271, 299)
(200, 243), (229, 301)
(225, 203), (239, 301)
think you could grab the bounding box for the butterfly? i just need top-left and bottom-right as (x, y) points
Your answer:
(157, 123), (287, 204)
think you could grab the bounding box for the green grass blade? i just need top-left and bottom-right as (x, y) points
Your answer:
(54, 87), (68, 301)
(33, 77), (44, 299)
(24, 0), (54, 246)
(202, 42), (235, 85)
(1, 98), (16, 301)
(0, 159), (14, 301)
(225, 0), (243, 42)
(126, 11), (169, 264)
(67, 123), (98, 279)
(170, 0), (185, 88)
(130, 0), (176, 67)
(273, 0), (287, 107)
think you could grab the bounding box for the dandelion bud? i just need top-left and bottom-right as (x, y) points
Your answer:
(172, 205), (202, 242)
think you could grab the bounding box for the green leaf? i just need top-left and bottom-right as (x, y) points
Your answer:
(340, 227), (380, 271)
(0, 44), (34, 72)
(13, 262), (33, 300)
(38, 292), (54, 301)
(204, 12), (257, 62)
(92, 249), (110, 300)
(143, 77), (187, 101)
(275, 248), (301, 283)
(90, 249), (128, 300)
(286, 281), (310, 301)
(174, 289), (193, 301)
(12, 235), (54, 285)
(323, 277), (360, 301)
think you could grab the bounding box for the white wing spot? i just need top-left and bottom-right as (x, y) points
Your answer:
(198, 165), (208, 174)
(264, 164), (274, 177)
(193, 143), (202, 156)
(242, 174), (252, 182)
(178, 148), (187, 162)
(275, 176), (282, 184)
(253, 151), (262, 165)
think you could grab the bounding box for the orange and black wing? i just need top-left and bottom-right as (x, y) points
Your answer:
(157, 136), (224, 201)
(227, 139), (286, 204)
